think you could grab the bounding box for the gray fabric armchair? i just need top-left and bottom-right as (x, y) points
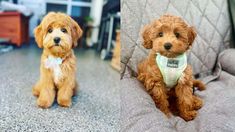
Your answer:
(121, 0), (235, 131)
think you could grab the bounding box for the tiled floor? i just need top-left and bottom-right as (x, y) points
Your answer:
(0, 42), (120, 131)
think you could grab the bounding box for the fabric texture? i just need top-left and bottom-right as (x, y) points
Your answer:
(121, 0), (235, 131)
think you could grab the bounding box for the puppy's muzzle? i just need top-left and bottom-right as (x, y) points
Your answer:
(164, 42), (172, 50)
(54, 37), (61, 46)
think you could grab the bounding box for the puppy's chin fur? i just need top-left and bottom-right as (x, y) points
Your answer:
(46, 46), (71, 58)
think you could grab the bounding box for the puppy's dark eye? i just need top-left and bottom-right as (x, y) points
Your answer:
(175, 32), (180, 38)
(61, 28), (67, 33)
(48, 28), (53, 33)
(159, 32), (163, 37)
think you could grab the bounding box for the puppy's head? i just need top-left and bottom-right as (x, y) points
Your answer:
(34, 12), (83, 55)
(142, 14), (196, 58)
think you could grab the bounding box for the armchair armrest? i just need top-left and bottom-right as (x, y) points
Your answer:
(218, 49), (235, 75)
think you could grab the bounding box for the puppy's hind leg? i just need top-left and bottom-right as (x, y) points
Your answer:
(73, 81), (79, 96)
(193, 79), (206, 91)
(193, 95), (203, 110)
(33, 81), (41, 97)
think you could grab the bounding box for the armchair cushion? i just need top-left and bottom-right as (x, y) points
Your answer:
(121, 73), (235, 132)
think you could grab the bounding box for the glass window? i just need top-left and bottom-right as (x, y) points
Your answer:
(72, 0), (91, 2)
(71, 6), (90, 17)
(46, 3), (67, 13)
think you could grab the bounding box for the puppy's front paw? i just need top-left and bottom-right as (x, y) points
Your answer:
(180, 110), (197, 121)
(194, 97), (203, 110)
(165, 111), (172, 118)
(33, 86), (40, 97)
(57, 97), (72, 107)
(37, 98), (52, 108)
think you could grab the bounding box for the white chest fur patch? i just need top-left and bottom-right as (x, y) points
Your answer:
(44, 56), (63, 83)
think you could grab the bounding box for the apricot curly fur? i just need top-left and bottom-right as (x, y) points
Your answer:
(137, 14), (206, 121)
(33, 12), (82, 108)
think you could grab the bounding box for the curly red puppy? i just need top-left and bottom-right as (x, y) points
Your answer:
(33, 12), (82, 108)
(137, 15), (205, 121)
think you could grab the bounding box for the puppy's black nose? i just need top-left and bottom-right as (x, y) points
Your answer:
(54, 37), (61, 45)
(164, 42), (172, 50)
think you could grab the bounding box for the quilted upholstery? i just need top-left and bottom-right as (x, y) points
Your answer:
(121, 0), (232, 76)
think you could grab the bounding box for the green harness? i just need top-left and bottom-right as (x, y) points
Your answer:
(156, 53), (187, 88)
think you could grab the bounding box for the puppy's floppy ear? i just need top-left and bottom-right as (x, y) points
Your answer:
(71, 19), (83, 48)
(142, 24), (153, 49)
(188, 26), (197, 46)
(34, 24), (43, 48)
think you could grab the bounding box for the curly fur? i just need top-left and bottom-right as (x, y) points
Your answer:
(33, 12), (82, 108)
(137, 15), (206, 121)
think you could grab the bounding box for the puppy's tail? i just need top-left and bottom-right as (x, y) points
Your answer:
(193, 79), (206, 91)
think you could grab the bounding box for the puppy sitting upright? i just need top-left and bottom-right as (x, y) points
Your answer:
(137, 15), (205, 121)
(33, 12), (82, 108)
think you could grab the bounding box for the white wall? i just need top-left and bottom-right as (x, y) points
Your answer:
(18, 0), (45, 37)
(89, 0), (103, 46)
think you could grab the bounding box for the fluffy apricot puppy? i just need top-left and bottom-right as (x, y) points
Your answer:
(137, 15), (205, 121)
(33, 12), (82, 108)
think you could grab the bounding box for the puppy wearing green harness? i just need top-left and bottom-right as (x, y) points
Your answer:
(137, 14), (206, 121)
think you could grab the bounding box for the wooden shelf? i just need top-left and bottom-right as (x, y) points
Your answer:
(0, 12), (29, 46)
